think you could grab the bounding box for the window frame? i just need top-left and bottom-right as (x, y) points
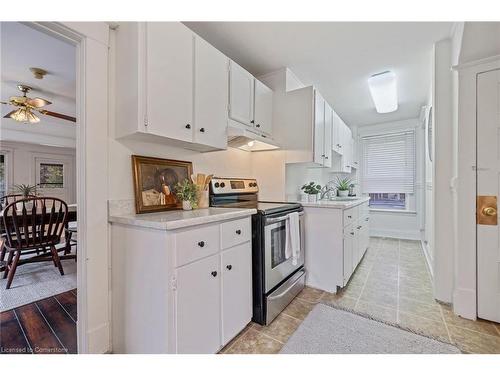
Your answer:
(0, 149), (13, 198)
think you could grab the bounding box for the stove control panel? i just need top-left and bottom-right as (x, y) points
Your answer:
(210, 177), (259, 195)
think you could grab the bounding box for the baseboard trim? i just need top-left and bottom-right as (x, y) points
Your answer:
(87, 321), (111, 354)
(370, 228), (420, 240)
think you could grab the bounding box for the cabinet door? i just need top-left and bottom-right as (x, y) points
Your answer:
(221, 243), (252, 345)
(313, 91), (325, 165)
(254, 79), (273, 135)
(146, 22), (194, 142)
(323, 102), (333, 167)
(194, 36), (229, 149)
(333, 112), (344, 155)
(343, 226), (354, 285)
(229, 61), (254, 126)
(176, 253), (221, 353)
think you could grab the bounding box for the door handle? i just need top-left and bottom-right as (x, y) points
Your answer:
(483, 207), (497, 216)
(477, 196), (497, 225)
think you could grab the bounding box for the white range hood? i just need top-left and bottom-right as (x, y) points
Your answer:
(227, 125), (280, 152)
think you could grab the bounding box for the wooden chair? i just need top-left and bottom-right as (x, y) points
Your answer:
(0, 194), (37, 266)
(1, 197), (68, 289)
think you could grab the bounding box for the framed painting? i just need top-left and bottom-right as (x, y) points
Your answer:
(131, 155), (193, 214)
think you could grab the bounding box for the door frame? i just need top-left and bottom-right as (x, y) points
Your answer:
(453, 55), (500, 320)
(25, 22), (111, 353)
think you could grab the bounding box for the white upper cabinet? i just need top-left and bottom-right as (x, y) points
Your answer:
(323, 102), (333, 168)
(313, 91), (326, 165)
(253, 79), (273, 135)
(333, 111), (343, 155)
(115, 22), (228, 151)
(229, 61), (255, 127)
(193, 36), (229, 150)
(146, 22), (194, 143)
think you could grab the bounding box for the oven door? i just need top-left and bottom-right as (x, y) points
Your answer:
(264, 211), (305, 293)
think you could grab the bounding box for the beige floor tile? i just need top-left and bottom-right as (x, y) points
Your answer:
(251, 313), (300, 343)
(441, 306), (500, 337)
(448, 325), (500, 354)
(225, 328), (283, 354)
(218, 324), (253, 353)
(355, 301), (398, 323)
(282, 298), (315, 321)
(399, 275), (432, 291)
(296, 286), (324, 303)
(359, 288), (398, 308)
(398, 297), (443, 322)
(398, 312), (451, 343)
(320, 292), (357, 309)
(399, 286), (436, 305)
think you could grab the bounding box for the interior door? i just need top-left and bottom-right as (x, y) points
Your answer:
(221, 243), (252, 345)
(175, 253), (221, 353)
(313, 91), (325, 165)
(477, 68), (500, 323)
(146, 22), (193, 142)
(229, 61), (254, 126)
(254, 79), (273, 135)
(193, 36), (228, 149)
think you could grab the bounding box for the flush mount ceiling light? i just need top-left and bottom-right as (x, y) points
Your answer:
(368, 71), (398, 114)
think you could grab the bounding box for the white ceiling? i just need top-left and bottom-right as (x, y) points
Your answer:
(1, 22), (76, 139)
(184, 22), (453, 127)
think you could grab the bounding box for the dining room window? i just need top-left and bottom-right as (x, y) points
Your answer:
(39, 162), (64, 188)
(0, 153), (7, 197)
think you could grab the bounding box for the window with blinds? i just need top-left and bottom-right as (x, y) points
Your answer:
(361, 131), (416, 209)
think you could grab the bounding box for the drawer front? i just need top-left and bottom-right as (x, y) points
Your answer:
(175, 224), (220, 267)
(343, 206), (358, 227)
(221, 217), (251, 250)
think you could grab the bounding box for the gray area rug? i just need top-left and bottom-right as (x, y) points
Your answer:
(0, 258), (76, 311)
(280, 304), (460, 354)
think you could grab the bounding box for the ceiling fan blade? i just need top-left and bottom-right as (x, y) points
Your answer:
(38, 109), (76, 122)
(27, 97), (52, 108)
(3, 109), (18, 118)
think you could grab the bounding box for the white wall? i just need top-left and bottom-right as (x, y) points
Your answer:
(0, 140), (76, 203)
(358, 118), (424, 240)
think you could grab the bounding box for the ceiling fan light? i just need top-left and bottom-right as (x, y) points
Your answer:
(9, 108), (29, 122)
(27, 111), (40, 123)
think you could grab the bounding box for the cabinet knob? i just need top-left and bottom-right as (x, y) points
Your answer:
(365, 217), (369, 221)
(185, 124), (191, 129)
(235, 229), (242, 235)
(198, 241), (205, 248)
(211, 271), (217, 277)
(357, 225), (362, 230)
(226, 265), (232, 271)
(348, 215), (352, 219)
(199, 127), (205, 133)
(250, 120), (255, 124)
(325, 156), (329, 159)
(256, 124), (260, 128)
(350, 232), (355, 235)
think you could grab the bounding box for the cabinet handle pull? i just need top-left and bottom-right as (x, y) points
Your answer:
(357, 225), (362, 230)
(250, 120), (255, 124)
(199, 127), (205, 133)
(235, 229), (242, 235)
(211, 271), (217, 277)
(348, 215), (352, 219)
(198, 241), (205, 248)
(185, 124), (191, 129)
(226, 265), (232, 271)
(365, 217), (369, 221)
(256, 124), (260, 128)
(325, 156), (329, 159)
(350, 232), (355, 235)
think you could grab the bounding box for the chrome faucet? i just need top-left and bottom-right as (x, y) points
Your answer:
(319, 182), (337, 200)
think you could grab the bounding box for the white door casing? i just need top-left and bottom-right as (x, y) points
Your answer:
(476, 68), (500, 323)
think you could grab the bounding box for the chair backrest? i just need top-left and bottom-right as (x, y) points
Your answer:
(0, 194), (37, 210)
(1, 197), (68, 249)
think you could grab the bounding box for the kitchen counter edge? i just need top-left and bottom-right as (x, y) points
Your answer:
(292, 197), (370, 209)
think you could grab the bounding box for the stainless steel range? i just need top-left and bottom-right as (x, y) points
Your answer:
(209, 177), (305, 325)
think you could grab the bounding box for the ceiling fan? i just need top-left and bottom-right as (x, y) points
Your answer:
(1, 84), (76, 124)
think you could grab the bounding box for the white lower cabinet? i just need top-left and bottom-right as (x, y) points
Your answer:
(110, 215), (253, 354)
(221, 243), (252, 344)
(303, 201), (370, 293)
(176, 253), (221, 354)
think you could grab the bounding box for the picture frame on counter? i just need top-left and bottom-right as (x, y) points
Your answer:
(131, 155), (193, 214)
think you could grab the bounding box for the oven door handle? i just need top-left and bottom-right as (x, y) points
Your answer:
(267, 269), (306, 301)
(265, 211), (304, 225)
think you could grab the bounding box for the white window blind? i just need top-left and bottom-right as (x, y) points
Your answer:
(361, 130), (416, 194)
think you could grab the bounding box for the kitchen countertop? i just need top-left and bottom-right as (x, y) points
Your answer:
(108, 207), (257, 230)
(290, 197), (370, 209)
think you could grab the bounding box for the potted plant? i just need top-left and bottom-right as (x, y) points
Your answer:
(335, 177), (353, 197)
(301, 182), (322, 202)
(11, 184), (38, 210)
(174, 179), (198, 211)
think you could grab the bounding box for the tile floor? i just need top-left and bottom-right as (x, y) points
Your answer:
(220, 237), (500, 354)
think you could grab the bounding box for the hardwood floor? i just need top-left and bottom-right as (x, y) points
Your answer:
(0, 289), (77, 354)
